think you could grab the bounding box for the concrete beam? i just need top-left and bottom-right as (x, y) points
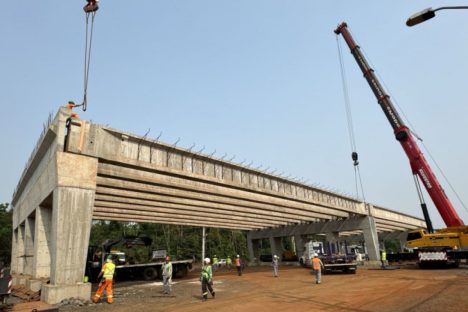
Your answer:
(98, 162), (359, 217)
(93, 206), (281, 228)
(96, 177), (336, 221)
(93, 214), (253, 231)
(33, 204), (52, 279)
(94, 191), (306, 223)
(94, 197), (296, 225)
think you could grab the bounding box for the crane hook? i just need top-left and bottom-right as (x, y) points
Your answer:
(84, 0), (99, 13)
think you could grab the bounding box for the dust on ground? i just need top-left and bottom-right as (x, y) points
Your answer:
(58, 264), (468, 312)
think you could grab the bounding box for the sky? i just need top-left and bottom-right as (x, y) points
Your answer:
(1, 1), (467, 229)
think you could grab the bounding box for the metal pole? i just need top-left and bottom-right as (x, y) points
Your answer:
(202, 227), (206, 261)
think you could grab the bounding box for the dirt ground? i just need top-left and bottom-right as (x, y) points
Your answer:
(57, 264), (468, 312)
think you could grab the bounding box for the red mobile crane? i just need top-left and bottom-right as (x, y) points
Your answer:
(334, 22), (468, 266)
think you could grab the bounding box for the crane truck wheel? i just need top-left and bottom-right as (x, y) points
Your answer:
(143, 267), (158, 280)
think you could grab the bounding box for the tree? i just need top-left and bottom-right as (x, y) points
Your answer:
(0, 203), (12, 265)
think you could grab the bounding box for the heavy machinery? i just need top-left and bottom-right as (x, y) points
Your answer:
(334, 22), (468, 267)
(86, 236), (193, 281)
(299, 241), (357, 274)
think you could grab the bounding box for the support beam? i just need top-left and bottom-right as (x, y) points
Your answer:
(362, 216), (380, 261)
(24, 216), (35, 276)
(247, 233), (260, 263)
(269, 237), (282, 258)
(33, 204), (52, 279)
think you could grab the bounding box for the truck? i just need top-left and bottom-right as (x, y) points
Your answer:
(299, 241), (357, 274)
(86, 236), (193, 281)
(335, 22), (468, 267)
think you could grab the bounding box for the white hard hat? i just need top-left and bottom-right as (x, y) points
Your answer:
(274, 255), (277, 258)
(204, 258), (211, 264)
(313, 253), (318, 257)
(236, 254), (240, 257)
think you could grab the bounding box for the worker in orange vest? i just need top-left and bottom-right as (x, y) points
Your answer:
(311, 254), (324, 284)
(235, 255), (242, 276)
(92, 255), (116, 303)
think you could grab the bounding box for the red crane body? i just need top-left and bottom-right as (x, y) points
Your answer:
(334, 22), (464, 228)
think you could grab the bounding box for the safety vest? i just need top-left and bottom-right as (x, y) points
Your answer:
(102, 262), (116, 280)
(381, 251), (387, 261)
(226, 257), (232, 265)
(312, 257), (322, 270)
(201, 265), (212, 280)
(213, 257), (218, 264)
(235, 258), (241, 267)
(163, 262), (173, 277)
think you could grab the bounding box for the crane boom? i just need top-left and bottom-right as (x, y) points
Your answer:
(334, 22), (464, 228)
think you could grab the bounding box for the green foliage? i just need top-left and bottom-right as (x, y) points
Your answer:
(88, 221), (249, 261)
(384, 239), (401, 253)
(0, 203), (12, 265)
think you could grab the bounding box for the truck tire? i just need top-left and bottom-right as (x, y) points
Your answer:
(143, 267), (158, 280)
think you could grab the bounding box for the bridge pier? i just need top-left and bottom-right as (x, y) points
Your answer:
(247, 216), (383, 261)
(269, 236), (282, 258)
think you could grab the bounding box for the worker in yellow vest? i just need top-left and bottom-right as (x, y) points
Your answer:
(92, 255), (116, 304)
(200, 258), (215, 301)
(380, 249), (387, 269)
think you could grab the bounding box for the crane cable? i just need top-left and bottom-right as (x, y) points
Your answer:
(76, 1), (99, 112)
(336, 36), (366, 203)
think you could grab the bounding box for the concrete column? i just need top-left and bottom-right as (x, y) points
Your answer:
(294, 234), (305, 256)
(41, 152), (98, 304)
(33, 205), (52, 279)
(10, 228), (19, 274)
(247, 232), (260, 263)
(49, 187), (94, 284)
(362, 216), (380, 261)
(326, 232), (339, 254)
(269, 236), (282, 257)
(23, 216), (35, 275)
(16, 224), (26, 274)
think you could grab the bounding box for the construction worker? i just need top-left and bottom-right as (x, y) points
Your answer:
(200, 258), (215, 302)
(226, 256), (232, 271)
(312, 254), (324, 284)
(92, 255), (116, 304)
(272, 255), (279, 277)
(380, 249), (387, 269)
(213, 255), (219, 271)
(235, 255), (242, 276)
(162, 256), (173, 294)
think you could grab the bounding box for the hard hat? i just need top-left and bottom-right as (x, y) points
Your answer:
(236, 254), (240, 257)
(106, 255), (113, 262)
(204, 258), (211, 264)
(274, 255), (277, 258)
(165, 256), (171, 261)
(313, 253), (318, 257)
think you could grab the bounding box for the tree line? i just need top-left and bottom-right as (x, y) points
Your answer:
(0, 205), (249, 267)
(90, 221), (249, 261)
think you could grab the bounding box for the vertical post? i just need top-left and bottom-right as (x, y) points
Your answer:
(202, 227), (206, 261)
(294, 234), (304, 258)
(33, 205), (52, 278)
(362, 215), (380, 261)
(23, 216), (35, 275)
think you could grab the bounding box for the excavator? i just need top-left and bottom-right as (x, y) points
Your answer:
(334, 22), (468, 267)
